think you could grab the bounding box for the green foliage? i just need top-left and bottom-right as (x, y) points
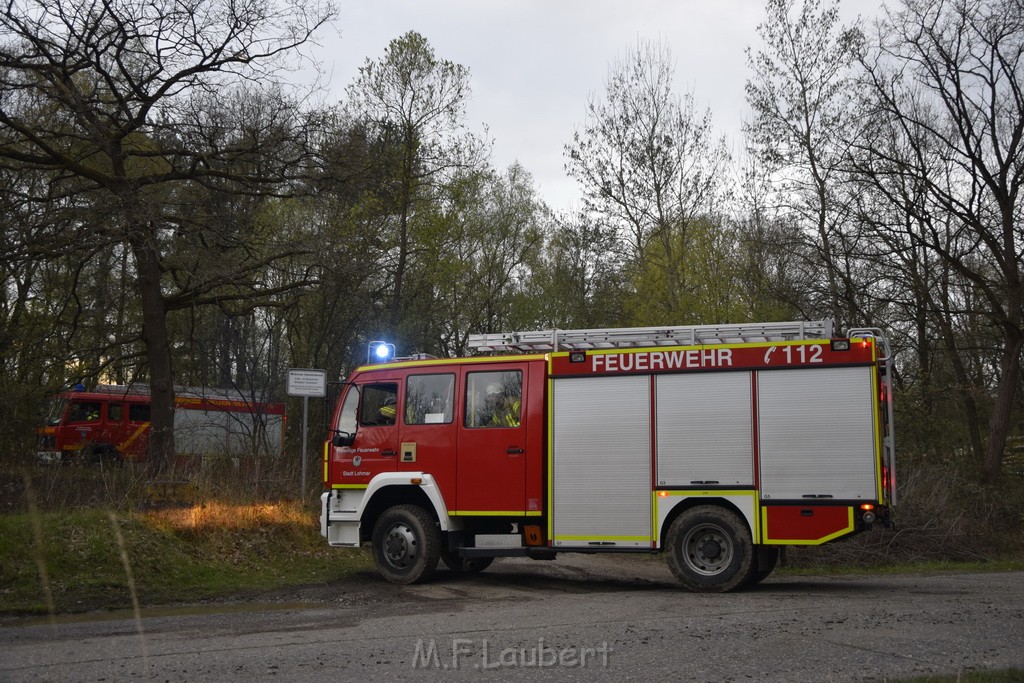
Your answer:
(625, 217), (786, 326)
(525, 212), (627, 330)
(414, 164), (546, 354)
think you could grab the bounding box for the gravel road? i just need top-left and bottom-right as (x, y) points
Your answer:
(2, 554), (1022, 682)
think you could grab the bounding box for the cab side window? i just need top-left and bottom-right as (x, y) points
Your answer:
(405, 374), (454, 425)
(359, 384), (399, 426)
(465, 371), (522, 429)
(68, 401), (102, 423)
(129, 403), (151, 422)
(108, 402), (123, 422)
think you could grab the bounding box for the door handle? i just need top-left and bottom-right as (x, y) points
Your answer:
(382, 450), (397, 456)
(506, 447), (524, 455)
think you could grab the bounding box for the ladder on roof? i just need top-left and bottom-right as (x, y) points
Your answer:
(467, 320), (835, 352)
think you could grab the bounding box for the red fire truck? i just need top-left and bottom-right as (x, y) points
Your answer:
(319, 321), (895, 592)
(36, 384), (286, 464)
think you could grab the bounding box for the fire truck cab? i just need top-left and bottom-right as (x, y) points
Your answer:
(320, 321), (895, 592)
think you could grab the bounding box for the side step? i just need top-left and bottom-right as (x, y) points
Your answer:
(460, 547), (557, 560)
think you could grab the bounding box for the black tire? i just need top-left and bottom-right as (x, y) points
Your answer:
(92, 445), (122, 466)
(665, 505), (755, 593)
(748, 545), (780, 585)
(371, 505), (441, 584)
(440, 548), (494, 574)
(82, 444), (118, 466)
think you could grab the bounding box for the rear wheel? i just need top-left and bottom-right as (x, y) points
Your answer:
(371, 505), (441, 584)
(440, 548), (494, 574)
(748, 546), (780, 585)
(665, 505), (754, 593)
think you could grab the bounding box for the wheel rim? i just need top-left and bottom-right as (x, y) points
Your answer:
(681, 522), (734, 576)
(383, 522), (418, 569)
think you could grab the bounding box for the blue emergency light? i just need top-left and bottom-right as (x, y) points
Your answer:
(368, 341), (396, 364)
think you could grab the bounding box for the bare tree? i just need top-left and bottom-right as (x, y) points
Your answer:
(566, 38), (732, 322)
(845, 108), (994, 464)
(0, 0), (336, 472)
(852, 0), (1024, 479)
(745, 0), (865, 328)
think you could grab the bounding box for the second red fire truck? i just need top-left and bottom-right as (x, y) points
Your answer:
(36, 384), (286, 464)
(320, 320), (895, 592)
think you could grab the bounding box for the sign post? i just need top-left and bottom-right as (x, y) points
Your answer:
(286, 369), (327, 497)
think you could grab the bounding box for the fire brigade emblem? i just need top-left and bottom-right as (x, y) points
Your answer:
(352, 456), (362, 467)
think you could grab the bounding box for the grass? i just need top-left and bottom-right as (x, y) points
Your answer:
(891, 670), (1024, 682)
(0, 501), (373, 616)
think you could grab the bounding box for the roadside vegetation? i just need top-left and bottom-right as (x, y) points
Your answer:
(784, 457), (1024, 570)
(0, 462), (372, 616)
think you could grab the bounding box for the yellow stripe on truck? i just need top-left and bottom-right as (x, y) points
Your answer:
(117, 422), (150, 451)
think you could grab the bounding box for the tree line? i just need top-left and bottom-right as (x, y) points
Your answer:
(0, 0), (1020, 481)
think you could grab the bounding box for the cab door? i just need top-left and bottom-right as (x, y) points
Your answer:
(398, 372), (458, 507)
(455, 363), (530, 515)
(329, 381), (400, 487)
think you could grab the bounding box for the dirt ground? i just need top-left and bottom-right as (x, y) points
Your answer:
(3, 553), (1023, 682)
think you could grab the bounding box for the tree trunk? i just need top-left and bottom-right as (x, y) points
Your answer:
(813, 177), (843, 329)
(389, 126), (417, 337)
(946, 341), (987, 468)
(129, 229), (176, 476)
(932, 297), (986, 465)
(982, 332), (1024, 481)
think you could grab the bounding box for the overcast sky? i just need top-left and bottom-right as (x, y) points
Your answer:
(315, 0), (882, 213)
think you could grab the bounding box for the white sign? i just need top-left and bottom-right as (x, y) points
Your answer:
(286, 368), (326, 397)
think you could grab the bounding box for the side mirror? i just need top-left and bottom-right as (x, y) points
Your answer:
(331, 431), (355, 447)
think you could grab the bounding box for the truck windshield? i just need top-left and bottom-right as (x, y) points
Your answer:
(43, 398), (67, 426)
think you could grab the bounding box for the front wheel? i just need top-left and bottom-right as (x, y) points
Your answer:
(665, 505), (754, 593)
(371, 505), (441, 584)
